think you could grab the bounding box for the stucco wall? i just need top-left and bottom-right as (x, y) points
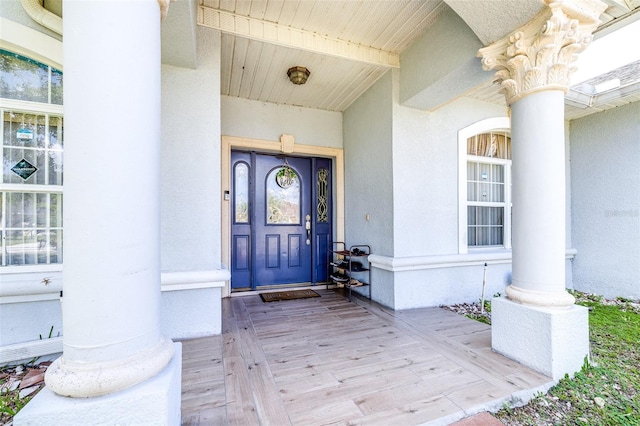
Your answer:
(392, 77), (512, 308)
(221, 96), (342, 148)
(399, 5), (489, 111)
(1, 296), (62, 346)
(346, 65), (583, 309)
(342, 72), (395, 303)
(343, 71), (394, 258)
(392, 75), (507, 257)
(570, 101), (640, 300)
(161, 27), (222, 272)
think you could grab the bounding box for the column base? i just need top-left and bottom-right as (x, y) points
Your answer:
(506, 284), (575, 307)
(45, 336), (175, 397)
(14, 342), (182, 426)
(492, 297), (589, 381)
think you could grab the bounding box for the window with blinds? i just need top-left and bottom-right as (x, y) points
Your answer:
(466, 132), (511, 248)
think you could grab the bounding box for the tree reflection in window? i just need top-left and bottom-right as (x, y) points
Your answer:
(0, 49), (62, 104)
(266, 167), (300, 224)
(234, 162), (249, 223)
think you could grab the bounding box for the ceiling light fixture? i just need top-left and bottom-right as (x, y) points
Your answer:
(287, 66), (310, 85)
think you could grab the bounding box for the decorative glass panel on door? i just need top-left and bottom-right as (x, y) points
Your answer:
(317, 168), (328, 223)
(266, 166), (300, 224)
(234, 162), (249, 223)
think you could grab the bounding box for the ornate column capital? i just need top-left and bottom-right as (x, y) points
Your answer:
(478, 0), (607, 105)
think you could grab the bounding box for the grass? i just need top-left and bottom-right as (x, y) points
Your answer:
(493, 290), (640, 425)
(0, 389), (26, 420)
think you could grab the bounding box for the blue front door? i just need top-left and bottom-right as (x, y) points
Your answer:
(230, 152), (331, 290)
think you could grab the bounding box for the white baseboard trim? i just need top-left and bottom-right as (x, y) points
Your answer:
(369, 249), (577, 272)
(0, 336), (63, 365)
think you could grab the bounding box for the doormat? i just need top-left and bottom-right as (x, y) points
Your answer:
(260, 289), (320, 302)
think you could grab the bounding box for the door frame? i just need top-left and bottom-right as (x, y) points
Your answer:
(221, 135), (344, 297)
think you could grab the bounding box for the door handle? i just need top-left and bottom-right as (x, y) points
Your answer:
(305, 215), (311, 245)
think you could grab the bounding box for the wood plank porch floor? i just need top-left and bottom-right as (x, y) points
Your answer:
(180, 289), (553, 425)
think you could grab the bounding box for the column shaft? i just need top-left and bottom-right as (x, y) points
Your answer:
(45, 0), (174, 397)
(507, 90), (574, 306)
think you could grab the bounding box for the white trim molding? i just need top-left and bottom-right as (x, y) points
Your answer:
(198, 6), (399, 68)
(369, 248), (577, 272)
(160, 269), (229, 292)
(0, 17), (62, 69)
(0, 336), (63, 365)
(0, 270), (63, 300)
(20, 0), (62, 35)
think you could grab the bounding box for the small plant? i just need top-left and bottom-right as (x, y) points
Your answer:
(0, 389), (23, 417)
(39, 325), (56, 340)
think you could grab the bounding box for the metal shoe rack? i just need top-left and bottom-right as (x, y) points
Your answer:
(328, 242), (371, 300)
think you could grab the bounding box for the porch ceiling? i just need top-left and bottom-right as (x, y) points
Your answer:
(198, 0), (445, 112)
(41, 0), (640, 117)
(189, 0), (640, 118)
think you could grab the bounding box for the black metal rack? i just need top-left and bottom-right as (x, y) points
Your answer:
(328, 242), (371, 300)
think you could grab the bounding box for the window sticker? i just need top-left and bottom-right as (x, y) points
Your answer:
(11, 158), (38, 180)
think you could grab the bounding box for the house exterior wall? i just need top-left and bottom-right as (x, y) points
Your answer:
(343, 71), (394, 257)
(221, 96), (343, 148)
(1, 294), (62, 347)
(392, 77), (507, 257)
(342, 72), (395, 304)
(159, 27), (227, 340)
(570, 101), (640, 300)
(392, 68), (514, 309)
(399, 5), (489, 111)
(161, 27), (222, 272)
(344, 64), (577, 310)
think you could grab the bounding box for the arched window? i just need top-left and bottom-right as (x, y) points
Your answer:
(266, 166), (301, 225)
(0, 49), (63, 266)
(458, 118), (511, 253)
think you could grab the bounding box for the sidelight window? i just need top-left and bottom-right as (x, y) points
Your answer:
(234, 162), (249, 223)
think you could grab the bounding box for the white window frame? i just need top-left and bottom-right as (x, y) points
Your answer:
(0, 51), (64, 271)
(458, 117), (511, 254)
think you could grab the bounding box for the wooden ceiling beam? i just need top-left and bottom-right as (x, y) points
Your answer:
(198, 5), (400, 68)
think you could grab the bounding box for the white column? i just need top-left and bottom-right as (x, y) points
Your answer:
(479, 0), (606, 308)
(508, 89), (575, 307)
(478, 0), (607, 380)
(45, 0), (174, 397)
